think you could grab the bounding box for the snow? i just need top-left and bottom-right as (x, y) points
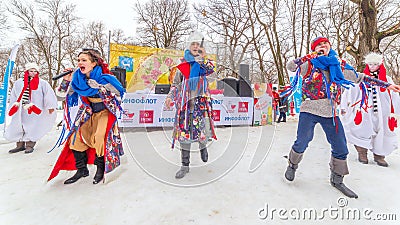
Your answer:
(1, 112), (399, 225)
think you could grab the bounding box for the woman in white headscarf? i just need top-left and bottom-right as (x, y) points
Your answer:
(164, 31), (217, 179)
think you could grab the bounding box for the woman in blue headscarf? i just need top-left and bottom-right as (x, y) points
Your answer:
(165, 31), (217, 179)
(48, 49), (125, 185)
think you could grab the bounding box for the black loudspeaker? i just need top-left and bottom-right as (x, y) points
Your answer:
(155, 84), (171, 94)
(222, 77), (238, 97)
(238, 79), (253, 97)
(239, 64), (250, 82)
(111, 66), (127, 88)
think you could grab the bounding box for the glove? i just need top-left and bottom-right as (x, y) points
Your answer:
(294, 52), (320, 66)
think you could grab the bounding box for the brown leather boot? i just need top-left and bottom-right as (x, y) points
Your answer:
(373, 154), (388, 167)
(25, 141), (36, 154)
(9, 142), (26, 153)
(354, 145), (368, 164)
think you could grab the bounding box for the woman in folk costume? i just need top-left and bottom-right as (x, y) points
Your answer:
(48, 49), (125, 185)
(5, 62), (57, 154)
(164, 31), (217, 179)
(341, 53), (400, 167)
(281, 37), (400, 198)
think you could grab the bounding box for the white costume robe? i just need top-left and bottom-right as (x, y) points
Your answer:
(340, 77), (400, 156)
(4, 78), (58, 142)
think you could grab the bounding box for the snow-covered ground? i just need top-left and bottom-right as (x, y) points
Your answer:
(1, 112), (399, 225)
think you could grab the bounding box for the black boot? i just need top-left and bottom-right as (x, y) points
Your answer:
(329, 157), (358, 198)
(200, 148), (208, 162)
(24, 141), (36, 154)
(8, 142), (25, 153)
(284, 149), (303, 181)
(200, 143), (208, 162)
(93, 156), (105, 184)
(64, 150), (89, 184)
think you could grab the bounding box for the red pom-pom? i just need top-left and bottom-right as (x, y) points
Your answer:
(354, 110), (362, 125)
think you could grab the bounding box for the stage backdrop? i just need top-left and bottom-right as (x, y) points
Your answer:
(109, 43), (217, 93)
(119, 93), (254, 127)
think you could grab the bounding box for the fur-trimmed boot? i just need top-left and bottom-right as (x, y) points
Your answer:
(373, 154), (389, 167)
(25, 141), (36, 154)
(8, 142), (25, 154)
(93, 155), (105, 184)
(354, 145), (368, 164)
(284, 149), (303, 181)
(329, 157), (358, 198)
(64, 150), (89, 184)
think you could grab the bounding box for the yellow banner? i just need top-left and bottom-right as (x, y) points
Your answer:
(109, 43), (216, 93)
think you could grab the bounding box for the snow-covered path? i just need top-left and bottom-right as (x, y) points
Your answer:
(1, 118), (399, 225)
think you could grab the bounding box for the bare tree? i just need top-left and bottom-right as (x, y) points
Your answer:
(84, 21), (108, 58)
(249, 0), (289, 86)
(245, 0), (270, 83)
(194, 0), (253, 76)
(313, 0), (359, 58)
(347, 0), (400, 70)
(0, 1), (9, 40)
(135, 0), (193, 48)
(8, 0), (79, 87)
(381, 34), (400, 83)
(111, 28), (132, 45)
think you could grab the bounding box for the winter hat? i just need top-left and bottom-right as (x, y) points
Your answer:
(310, 37), (331, 51)
(186, 31), (205, 49)
(364, 52), (383, 65)
(363, 52), (387, 91)
(25, 62), (40, 72)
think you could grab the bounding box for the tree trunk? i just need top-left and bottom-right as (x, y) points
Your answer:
(356, 0), (379, 70)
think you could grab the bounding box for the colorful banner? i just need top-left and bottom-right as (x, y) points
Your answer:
(290, 73), (302, 114)
(109, 43), (216, 93)
(0, 44), (20, 125)
(119, 93), (254, 127)
(253, 93), (273, 126)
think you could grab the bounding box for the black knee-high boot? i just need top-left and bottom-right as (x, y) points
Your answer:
(93, 155), (105, 184)
(200, 142), (208, 162)
(64, 150), (89, 184)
